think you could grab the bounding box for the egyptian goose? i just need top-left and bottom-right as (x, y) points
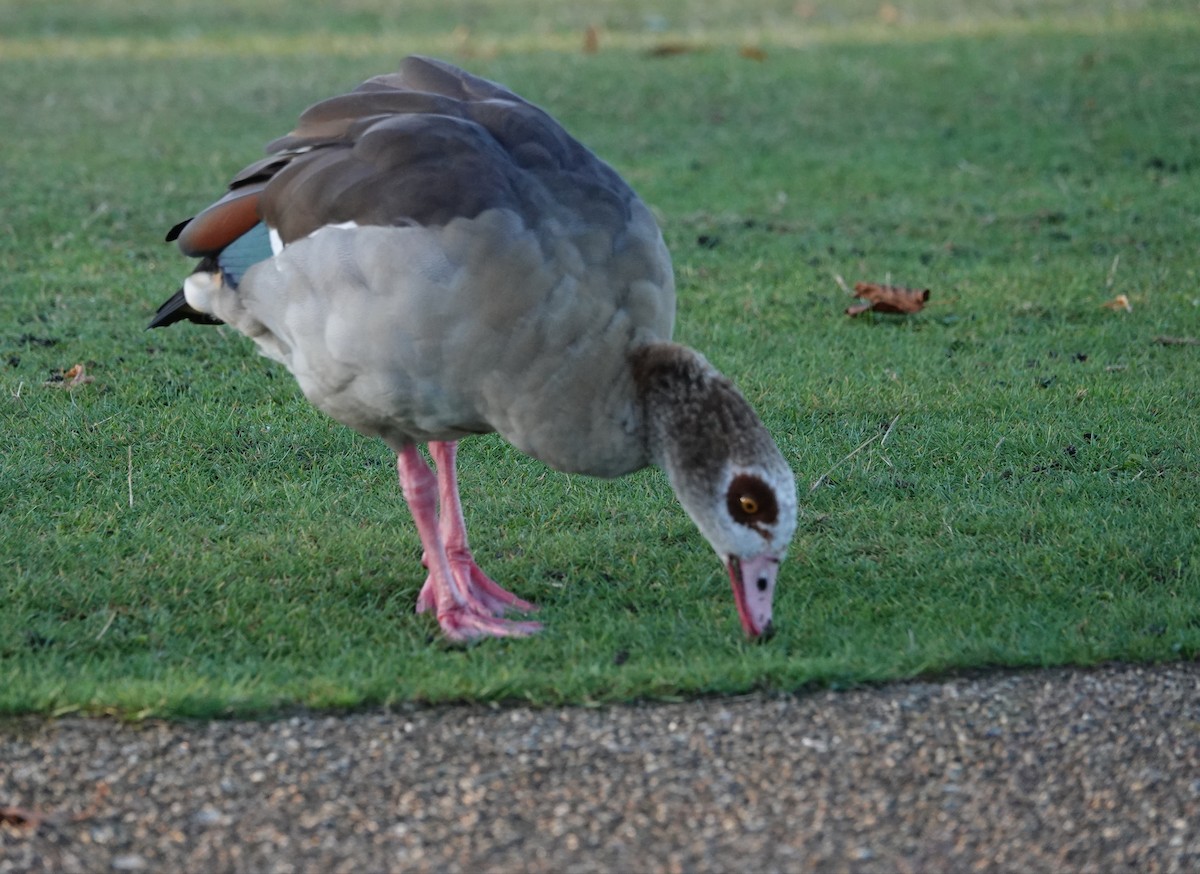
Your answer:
(152, 56), (797, 641)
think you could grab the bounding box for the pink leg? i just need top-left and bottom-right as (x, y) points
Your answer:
(419, 441), (539, 616)
(397, 444), (540, 641)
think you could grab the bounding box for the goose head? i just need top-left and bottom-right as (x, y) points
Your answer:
(633, 343), (798, 638)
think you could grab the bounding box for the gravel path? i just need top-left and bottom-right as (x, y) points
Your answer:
(2, 661), (1198, 873)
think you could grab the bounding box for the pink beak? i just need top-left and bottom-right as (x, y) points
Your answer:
(727, 554), (780, 639)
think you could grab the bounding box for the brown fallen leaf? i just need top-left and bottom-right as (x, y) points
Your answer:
(44, 362), (95, 388)
(845, 282), (930, 317)
(647, 42), (704, 58)
(1153, 335), (1199, 346)
(583, 24), (600, 54)
(878, 2), (902, 24)
(739, 45), (768, 62)
(1101, 293), (1132, 312)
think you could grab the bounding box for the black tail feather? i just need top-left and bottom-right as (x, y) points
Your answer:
(148, 287), (223, 329)
(165, 217), (192, 243)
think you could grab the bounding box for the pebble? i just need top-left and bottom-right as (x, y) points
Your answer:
(2, 662), (1198, 872)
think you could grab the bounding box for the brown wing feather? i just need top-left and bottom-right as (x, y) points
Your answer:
(381, 55), (519, 102)
(167, 54), (634, 257)
(268, 91), (461, 151)
(175, 186), (265, 256)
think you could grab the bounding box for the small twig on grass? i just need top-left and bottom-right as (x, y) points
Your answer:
(1153, 335), (1199, 346)
(880, 414), (900, 446)
(810, 415), (900, 492)
(127, 446), (134, 508)
(810, 435), (876, 492)
(1105, 253), (1121, 290)
(96, 609), (116, 642)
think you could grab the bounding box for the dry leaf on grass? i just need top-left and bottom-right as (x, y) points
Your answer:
(739, 45), (768, 61)
(1102, 294), (1132, 312)
(647, 42), (705, 57)
(845, 282), (930, 317)
(878, 3), (902, 24)
(44, 362), (95, 388)
(583, 25), (600, 54)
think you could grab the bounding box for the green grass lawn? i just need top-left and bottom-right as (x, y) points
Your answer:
(1, 0), (1197, 717)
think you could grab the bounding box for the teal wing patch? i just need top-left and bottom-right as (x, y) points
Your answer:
(218, 222), (273, 288)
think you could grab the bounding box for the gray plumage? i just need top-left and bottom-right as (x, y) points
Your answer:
(155, 56), (797, 640)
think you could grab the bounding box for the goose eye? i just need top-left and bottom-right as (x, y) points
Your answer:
(726, 474), (778, 528)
